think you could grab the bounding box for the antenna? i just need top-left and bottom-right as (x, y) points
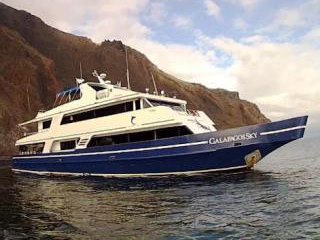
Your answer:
(79, 62), (83, 79)
(92, 70), (108, 84)
(125, 45), (131, 90)
(27, 77), (31, 111)
(76, 62), (85, 86)
(151, 71), (158, 95)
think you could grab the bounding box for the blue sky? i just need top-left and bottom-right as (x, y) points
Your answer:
(3, 0), (320, 136)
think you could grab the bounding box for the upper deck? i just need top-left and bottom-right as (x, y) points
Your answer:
(16, 71), (216, 154)
(20, 79), (187, 127)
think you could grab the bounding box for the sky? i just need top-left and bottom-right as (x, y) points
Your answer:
(3, 0), (320, 136)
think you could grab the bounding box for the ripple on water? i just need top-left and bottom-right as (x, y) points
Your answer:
(0, 138), (320, 239)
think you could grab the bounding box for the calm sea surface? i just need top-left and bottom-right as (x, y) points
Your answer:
(0, 137), (320, 240)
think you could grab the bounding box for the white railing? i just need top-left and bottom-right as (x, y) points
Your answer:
(23, 132), (37, 137)
(187, 109), (200, 117)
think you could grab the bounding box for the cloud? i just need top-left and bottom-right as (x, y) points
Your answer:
(206, 36), (320, 121)
(233, 18), (247, 30)
(204, 0), (220, 18)
(172, 15), (192, 30)
(272, 8), (304, 29)
(259, 0), (320, 36)
(302, 27), (320, 45)
(2, 0), (235, 91)
(145, 1), (168, 25)
(3, 0), (150, 42)
(225, 0), (260, 8)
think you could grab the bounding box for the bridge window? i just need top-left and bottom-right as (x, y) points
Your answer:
(148, 100), (185, 112)
(61, 101), (134, 124)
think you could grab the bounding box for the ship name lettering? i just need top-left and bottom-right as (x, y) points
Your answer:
(208, 132), (258, 145)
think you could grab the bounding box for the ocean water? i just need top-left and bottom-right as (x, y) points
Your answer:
(0, 137), (319, 240)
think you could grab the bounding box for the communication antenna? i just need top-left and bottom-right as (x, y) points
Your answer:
(79, 62), (83, 79)
(92, 70), (108, 84)
(151, 71), (158, 95)
(125, 45), (131, 90)
(27, 77), (31, 111)
(76, 62), (85, 86)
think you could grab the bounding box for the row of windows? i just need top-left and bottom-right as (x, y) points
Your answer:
(18, 126), (192, 153)
(61, 100), (139, 124)
(88, 126), (192, 148)
(60, 99), (185, 125)
(42, 98), (186, 129)
(19, 143), (44, 155)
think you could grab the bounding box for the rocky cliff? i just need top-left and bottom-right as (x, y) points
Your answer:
(0, 2), (269, 155)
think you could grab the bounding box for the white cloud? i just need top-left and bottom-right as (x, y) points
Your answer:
(145, 1), (168, 25)
(259, 1), (320, 35)
(2, 0), (150, 42)
(204, 0), (220, 18)
(302, 27), (320, 44)
(233, 18), (247, 30)
(273, 9), (304, 29)
(225, 0), (260, 8)
(1, 0), (235, 91)
(239, 0), (259, 7)
(172, 15), (192, 30)
(207, 36), (320, 121)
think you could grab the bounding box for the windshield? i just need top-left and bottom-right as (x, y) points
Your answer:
(148, 100), (185, 112)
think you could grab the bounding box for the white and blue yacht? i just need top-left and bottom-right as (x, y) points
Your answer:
(12, 71), (308, 177)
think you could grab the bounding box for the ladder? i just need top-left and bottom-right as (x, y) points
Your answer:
(77, 136), (91, 149)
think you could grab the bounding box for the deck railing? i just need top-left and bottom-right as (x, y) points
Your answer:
(187, 109), (200, 117)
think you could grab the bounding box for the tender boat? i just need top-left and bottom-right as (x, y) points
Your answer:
(12, 71), (308, 177)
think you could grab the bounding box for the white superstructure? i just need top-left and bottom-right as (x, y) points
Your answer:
(17, 72), (216, 155)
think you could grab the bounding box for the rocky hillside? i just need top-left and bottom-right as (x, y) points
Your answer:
(0, 2), (269, 155)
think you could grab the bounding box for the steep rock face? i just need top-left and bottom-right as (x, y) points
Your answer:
(0, 3), (269, 155)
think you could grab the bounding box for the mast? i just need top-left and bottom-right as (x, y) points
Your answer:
(125, 45), (131, 90)
(27, 77), (31, 111)
(79, 62), (83, 79)
(151, 71), (158, 95)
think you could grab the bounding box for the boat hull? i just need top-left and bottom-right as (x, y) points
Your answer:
(12, 116), (308, 177)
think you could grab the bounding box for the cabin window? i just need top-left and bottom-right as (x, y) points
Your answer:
(135, 100), (141, 110)
(88, 136), (113, 147)
(156, 126), (192, 139)
(129, 130), (155, 142)
(125, 102), (134, 112)
(87, 126), (192, 148)
(42, 120), (52, 129)
(61, 101), (135, 124)
(60, 140), (76, 150)
(148, 100), (185, 112)
(18, 143), (44, 155)
(112, 134), (129, 144)
(90, 85), (106, 91)
(143, 99), (152, 109)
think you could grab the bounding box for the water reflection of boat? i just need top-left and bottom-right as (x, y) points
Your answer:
(12, 71), (308, 177)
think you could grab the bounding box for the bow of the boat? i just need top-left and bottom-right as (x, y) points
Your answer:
(255, 115), (308, 142)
